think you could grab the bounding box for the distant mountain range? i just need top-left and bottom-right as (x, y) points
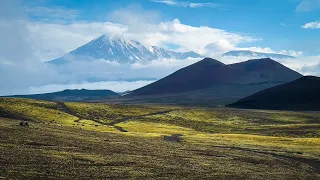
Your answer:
(227, 76), (320, 111)
(48, 35), (202, 65)
(6, 89), (118, 102)
(223, 50), (295, 59)
(99, 58), (302, 106)
(11, 58), (304, 106)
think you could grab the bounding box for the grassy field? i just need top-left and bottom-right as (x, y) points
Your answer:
(0, 97), (320, 179)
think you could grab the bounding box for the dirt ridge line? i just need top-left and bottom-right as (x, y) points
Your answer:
(56, 102), (178, 132)
(108, 109), (178, 126)
(55, 102), (108, 125)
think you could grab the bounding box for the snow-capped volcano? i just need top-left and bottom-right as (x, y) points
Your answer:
(223, 50), (295, 59)
(48, 35), (202, 65)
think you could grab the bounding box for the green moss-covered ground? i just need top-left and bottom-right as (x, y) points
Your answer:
(0, 98), (319, 179)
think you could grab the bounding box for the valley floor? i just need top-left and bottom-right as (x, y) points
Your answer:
(0, 98), (319, 179)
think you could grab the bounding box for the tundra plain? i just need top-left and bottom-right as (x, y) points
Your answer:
(0, 98), (319, 179)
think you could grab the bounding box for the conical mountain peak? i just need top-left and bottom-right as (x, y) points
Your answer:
(197, 58), (225, 66)
(48, 35), (202, 65)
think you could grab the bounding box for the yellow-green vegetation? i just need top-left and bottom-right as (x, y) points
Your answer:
(65, 102), (178, 122)
(0, 98), (78, 125)
(0, 98), (116, 131)
(139, 108), (320, 137)
(117, 120), (199, 135)
(187, 134), (320, 158)
(77, 119), (118, 132)
(0, 97), (320, 179)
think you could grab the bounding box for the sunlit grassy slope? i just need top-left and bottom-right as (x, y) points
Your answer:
(0, 97), (320, 179)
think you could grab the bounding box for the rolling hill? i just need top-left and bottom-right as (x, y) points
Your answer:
(227, 76), (320, 111)
(100, 58), (302, 106)
(6, 89), (119, 102)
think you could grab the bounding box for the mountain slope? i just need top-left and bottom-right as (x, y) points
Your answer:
(224, 50), (294, 59)
(227, 76), (320, 111)
(125, 58), (244, 96)
(229, 58), (302, 83)
(126, 58), (302, 96)
(6, 89), (119, 102)
(48, 35), (202, 64)
(97, 58), (302, 106)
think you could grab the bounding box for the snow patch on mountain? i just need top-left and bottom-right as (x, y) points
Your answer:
(223, 50), (295, 59)
(48, 35), (203, 65)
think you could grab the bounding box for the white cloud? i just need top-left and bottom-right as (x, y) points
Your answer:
(240, 47), (275, 54)
(50, 57), (201, 81)
(217, 55), (320, 76)
(272, 56), (320, 74)
(27, 21), (128, 61)
(0, 55), (202, 95)
(279, 50), (304, 57)
(0, 0), (223, 95)
(1, 0), (319, 96)
(300, 60), (320, 76)
(107, 8), (255, 56)
(302, 21), (320, 29)
(2, 2), (254, 61)
(25, 17), (256, 61)
(0, 0), (35, 64)
(108, 4), (161, 27)
(151, 0), (178, 6)
(28, 81), (155, 94)
(296, 0), (320, 12)
(25, 6), (79, 22)
(131, 57), (200, 69)
(280, 23), (293, 27)
(150, 0), (217, 8)
(189, 3), (217, 8)
(224, 46), (303, 57)
(143, 19), (255, 55)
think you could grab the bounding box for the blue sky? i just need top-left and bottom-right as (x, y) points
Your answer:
(0, 0), (320, 95)
(25, 0), (320, 56)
